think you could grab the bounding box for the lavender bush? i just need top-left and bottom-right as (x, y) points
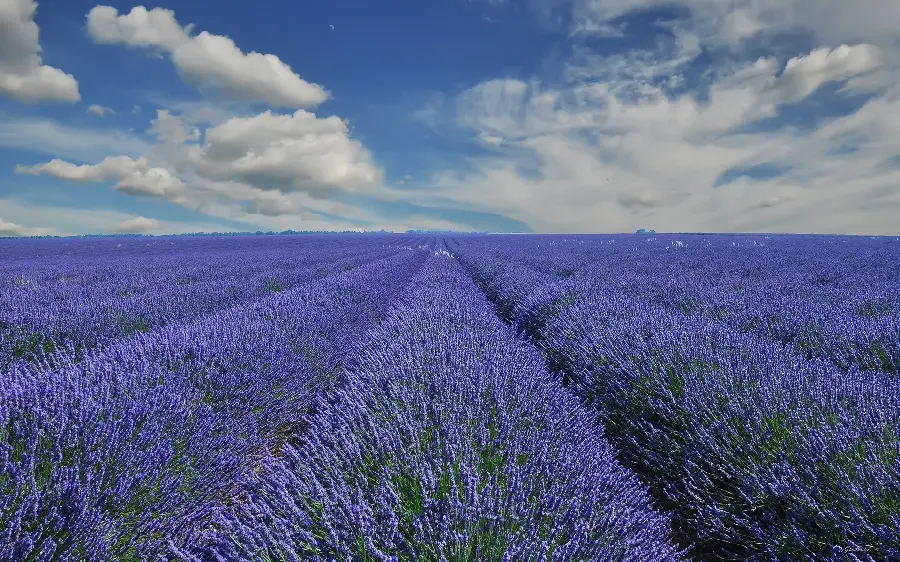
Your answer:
(1, 245), (426, 560)
(1, 235), (421, 367)
(453, 235), (900, 560)
(198, 253), (683, 562)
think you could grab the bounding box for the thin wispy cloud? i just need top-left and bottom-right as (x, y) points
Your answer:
(409, 0), (900, 234)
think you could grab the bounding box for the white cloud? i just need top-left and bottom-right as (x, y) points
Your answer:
(149, 109), (200, 145)
(569, 0), (900, 49)
(218, 202), (476, 233)
(772, 44), (883, 103)
(86, 103), (115, 117)
(85, 5), (190, 49)
(18, 106), (383, 203)
(0, 198), (238, 236)
(0, 0), (80, 103)
(185, 109), (383, 196)
(175, 178), (305, 218)
(16, 155), (185, 198)
(114, 215), (160, 233)
(86, 5), (328, 108)
(401, 0), (897, 236)
(18, 0), (892, 235)
(411, 38), (900, 234)
(15, 103), (394, 232)
(0, 115), (152, 161)
(563, 26), (702, 92)
(144, 96), (238, 127)
(0, 216), (53, 237)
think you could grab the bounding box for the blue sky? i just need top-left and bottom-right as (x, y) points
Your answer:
(1, 0), (899, 235)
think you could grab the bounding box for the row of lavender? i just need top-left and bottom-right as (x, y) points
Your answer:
(449, 234), (900, 561)
(191, 251), (684, 561)
(0, 235), (417, 367)
(0, 239), (428, 560)
(466, 234), (899, 377)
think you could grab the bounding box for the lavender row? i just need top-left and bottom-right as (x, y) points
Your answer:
(605, 238), (900, 378)
(1, 236), (423, 366)
(193, 251), (683, 562)
(452, 243), (900, 560)
(0, 249), (427, 561)
(0, 246), (389, 365)
(0, 235), (402, 300)
(449, 235), (900, 377)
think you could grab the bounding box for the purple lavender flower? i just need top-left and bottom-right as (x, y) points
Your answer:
(201, 254), (682, 561)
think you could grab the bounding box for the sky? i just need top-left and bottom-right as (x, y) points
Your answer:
(1, 0), (899, 236)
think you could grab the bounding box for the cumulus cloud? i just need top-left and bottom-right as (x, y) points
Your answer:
(16, 103), (387, 232)
(0, 0), (80, 103)
(86, 5), (328, 108)
(16, 155), (185, 198)
(86, 103), (115, 117)
(178, 178), (305, 218)
(18, 106), (383, 199)
(114, 215), (160, 233)
(185, 110), (383, 196)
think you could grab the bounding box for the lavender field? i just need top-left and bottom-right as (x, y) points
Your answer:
(1, 233), (898, 561)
